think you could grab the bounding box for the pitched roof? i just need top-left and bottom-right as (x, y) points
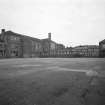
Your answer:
(100, 39), (105, 43)
(41, 38), (57, 44)
(4, 31), (41, 42)
(74, 45), (99, 49)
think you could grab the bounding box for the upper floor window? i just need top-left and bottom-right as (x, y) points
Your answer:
(102, 44), (105, 49)
(0, 43), (5, 48)
(10, 36), (20, 41)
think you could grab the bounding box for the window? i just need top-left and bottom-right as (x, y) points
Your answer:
(0, 50), (3, 56)
(11, 50), (18, 57)
(102, 44), (105, 49)
(10, 36), (20, 41)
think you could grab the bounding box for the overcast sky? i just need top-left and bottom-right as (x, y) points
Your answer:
(0, 0), (105, 46)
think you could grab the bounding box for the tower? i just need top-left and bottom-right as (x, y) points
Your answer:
(48, 32), (51, 40)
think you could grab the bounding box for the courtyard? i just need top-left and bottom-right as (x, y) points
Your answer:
(0, 58), (105, 105)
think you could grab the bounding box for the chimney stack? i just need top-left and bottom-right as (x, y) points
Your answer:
(1, 29), (5, 34)
(0, 29), (5, 41)
(48, 32), (51, 40)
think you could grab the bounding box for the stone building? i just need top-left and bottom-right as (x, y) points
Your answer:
(0, 41), (6, 58)
(56, 47), (72, 57)
(56, 44), (65, 50)
(21, 35), (42, 58)
(0, 29), (100, 58)
(0, 29), (42, 58)
(41, 33), (58, 57)
(0, 29), (65, 58)
(40, 33), (66, 57)
(72, 45), (99, 57)
(99, 39), (105, 57)
(56, 44), (65, 57)
(55, 45), (99, 58)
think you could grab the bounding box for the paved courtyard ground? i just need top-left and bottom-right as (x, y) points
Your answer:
(0, 58), (105, 105)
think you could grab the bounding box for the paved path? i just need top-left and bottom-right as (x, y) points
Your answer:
(46, 66), (101, 77)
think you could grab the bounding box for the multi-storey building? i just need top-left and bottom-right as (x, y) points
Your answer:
(99, 39), (105, 57)
(41, 33), (59, 57)
(0, 29), (101, 58)
(0, 29), (42, 58)
(73, 45), (99, 57)
(55, 45), (99, 58)
(56, 44), (65, 50)
(56, 47), (72, 57)
(0, 41), (6, 58)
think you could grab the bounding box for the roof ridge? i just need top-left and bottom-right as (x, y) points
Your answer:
(5, 30), (41, 41)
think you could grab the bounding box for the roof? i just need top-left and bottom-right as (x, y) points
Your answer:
(3, 31), (41, 42)
(74, 45), (99, 49)
(41, 38), (57, 44)
(100, 39), (105, 43)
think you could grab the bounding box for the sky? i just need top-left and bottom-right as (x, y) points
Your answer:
(0, 0), (105, 47)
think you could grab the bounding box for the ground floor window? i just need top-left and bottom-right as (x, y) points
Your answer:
(0, 50), (5, 57)
(11, 50), (18, 57)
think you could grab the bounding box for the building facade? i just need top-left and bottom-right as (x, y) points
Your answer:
(99, 39), (105, 57)
(55, 47), (72, 57)
(0, 29), (42, 58)
(54, 45), (99, 58)
(0, 29), (101, 58)
(41, 33), (58, 57)
(0, 41), (6, 58)
(72, 45), (99, 57)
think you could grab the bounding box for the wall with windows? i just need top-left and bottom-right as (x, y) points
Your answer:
(0, 30), (42, 58)
(99, 39), (105, 57)
(20, 36), (42, 58)
(4, 33), (22, 58)
(0, 42), (6, 58)
(0, 29), (101, 58)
